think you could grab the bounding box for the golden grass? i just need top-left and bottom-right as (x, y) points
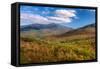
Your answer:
(20, 36), (96, 64)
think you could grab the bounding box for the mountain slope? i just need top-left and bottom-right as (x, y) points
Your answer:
(20, 23), (73, 37)
(21, 23), (72, 31)
(57, 23), (95, 37)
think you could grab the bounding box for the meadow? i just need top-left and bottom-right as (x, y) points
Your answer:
(20, 33), (96, 64)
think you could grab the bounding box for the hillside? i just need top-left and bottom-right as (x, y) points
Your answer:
(20, 23), (73, 37)
(53, 23), (95, 39)
(21, 23), (73, 31)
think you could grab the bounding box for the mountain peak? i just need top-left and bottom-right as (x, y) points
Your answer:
(21, 23), (73, 31)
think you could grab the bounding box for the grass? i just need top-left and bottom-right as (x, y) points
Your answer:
(20, 35), (96, 64)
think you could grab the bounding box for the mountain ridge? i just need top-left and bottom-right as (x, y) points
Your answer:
(20, 23), (73, 31)
(55, 23), (95, 37)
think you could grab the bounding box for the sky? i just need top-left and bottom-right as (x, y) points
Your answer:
(20, 5), (96, 29)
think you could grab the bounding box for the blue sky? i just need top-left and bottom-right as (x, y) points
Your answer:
(20, 5), (95, 29)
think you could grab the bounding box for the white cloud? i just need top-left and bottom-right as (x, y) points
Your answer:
(55, 10), (76, 18)
(48, 16), (72, 23)
(47, 9), (76, 23)
(41, 11), (50, 15)
(21, 13), (49, 24)
(20, 9), (77, 25)
(79, 9), (95, 13)
(88, 9), (95, 12)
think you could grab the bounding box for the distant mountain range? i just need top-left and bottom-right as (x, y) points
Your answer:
(20, 23), (73, 36)
(20, 23), (95, 37)
(21, 23), (73, 31)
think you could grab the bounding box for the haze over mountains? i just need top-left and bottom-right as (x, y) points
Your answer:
(21, 23), (73, 31)
(20, 23), (73, 36)
(58, 23), (95, 36)
(20, 23), (95, 38)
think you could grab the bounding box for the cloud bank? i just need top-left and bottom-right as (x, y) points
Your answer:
(20, 9), (77, 25)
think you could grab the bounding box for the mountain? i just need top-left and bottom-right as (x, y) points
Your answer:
(55, 23), (95, 37)
(80, 23), (95, 29)
(21, 23), (95, 38)
(20, 23), (73, 37)
(21, 23), (72, 31)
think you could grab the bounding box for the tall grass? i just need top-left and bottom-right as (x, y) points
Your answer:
(20, 36), (96, 64)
